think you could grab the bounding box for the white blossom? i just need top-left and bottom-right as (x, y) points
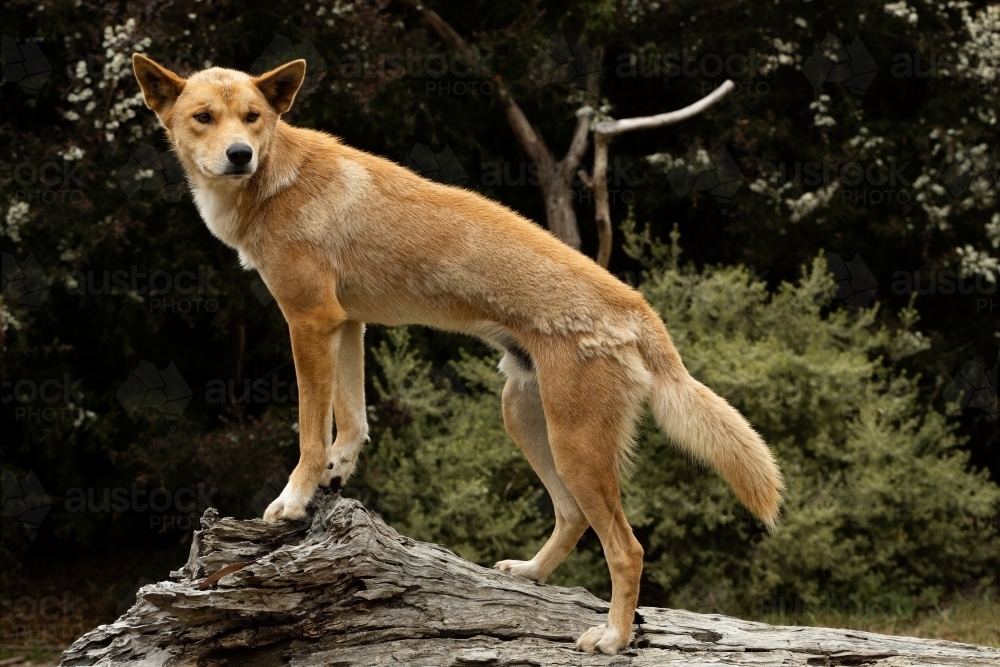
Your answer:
(884, 1), (919, 26)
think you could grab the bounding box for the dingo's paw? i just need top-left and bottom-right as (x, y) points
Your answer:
(575, 623), (629, 655)
(263, 487), (310, 522)
(493, 559), (543, 582)
(320, 451), (359, 490)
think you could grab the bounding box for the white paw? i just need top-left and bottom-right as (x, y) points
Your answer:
(575, 623), (629, 655)
(493, 559), (543, 582)
(320, 448), (360, 489)
(263, 486), (310, 522)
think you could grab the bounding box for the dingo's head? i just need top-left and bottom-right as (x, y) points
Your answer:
(132, 54), (305, 182)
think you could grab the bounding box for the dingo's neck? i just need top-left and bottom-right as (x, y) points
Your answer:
(187, 122), (303, 258)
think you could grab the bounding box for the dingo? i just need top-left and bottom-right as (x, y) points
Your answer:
(133, 54), (782, 654)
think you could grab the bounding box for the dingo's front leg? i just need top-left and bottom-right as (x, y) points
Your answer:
(265, 312), (344, 522)
(323, 319), (368, 490)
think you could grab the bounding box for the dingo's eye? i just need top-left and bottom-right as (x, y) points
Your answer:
(194, 112), (211, 124)
(246, 112), (260, 123)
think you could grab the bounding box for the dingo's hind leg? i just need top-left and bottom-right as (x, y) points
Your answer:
(494, 358), (588, 583)
(537, 350), (648, 655)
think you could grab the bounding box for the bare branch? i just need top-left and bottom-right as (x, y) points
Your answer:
(396, 0), (477, 62)
(594, 80), (736, 138)
(495, 83), (553, 168)
(397, 0), (553, 166)
(559, 112), (592, 182)
(591, 81), (737, 268)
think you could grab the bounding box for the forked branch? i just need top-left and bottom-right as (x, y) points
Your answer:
(590, 80), (736, 267)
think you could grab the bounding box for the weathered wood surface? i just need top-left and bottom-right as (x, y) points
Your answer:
(60, 490), (998, 666)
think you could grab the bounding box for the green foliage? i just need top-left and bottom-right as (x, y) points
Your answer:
(350, 224), (999, 614)
(354, 327), (546, 566)
(621, 219), (999, 613)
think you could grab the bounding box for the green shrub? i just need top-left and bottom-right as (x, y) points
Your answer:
(620, 219), (999, 614)
(351, 222), (999, 615)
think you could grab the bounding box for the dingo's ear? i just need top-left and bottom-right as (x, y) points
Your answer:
(133, 54), (186, 116)
(254, 60), (306, 114)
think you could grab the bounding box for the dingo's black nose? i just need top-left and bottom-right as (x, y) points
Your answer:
(226, 144), (253, 166)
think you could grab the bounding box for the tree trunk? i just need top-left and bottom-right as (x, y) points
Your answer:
(398, 0), (593, 251)
(60, 490), (998, 666)
(543, 162), (583, 251)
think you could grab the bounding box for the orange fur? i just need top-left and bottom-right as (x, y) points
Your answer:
(133, 54), (783, 655)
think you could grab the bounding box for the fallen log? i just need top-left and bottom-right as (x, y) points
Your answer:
(60, 489), (998, 666)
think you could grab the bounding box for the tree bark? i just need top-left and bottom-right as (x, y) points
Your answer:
(60, 490), (998, 666)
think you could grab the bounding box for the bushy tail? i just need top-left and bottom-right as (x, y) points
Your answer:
(640, 317), (784, 529)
